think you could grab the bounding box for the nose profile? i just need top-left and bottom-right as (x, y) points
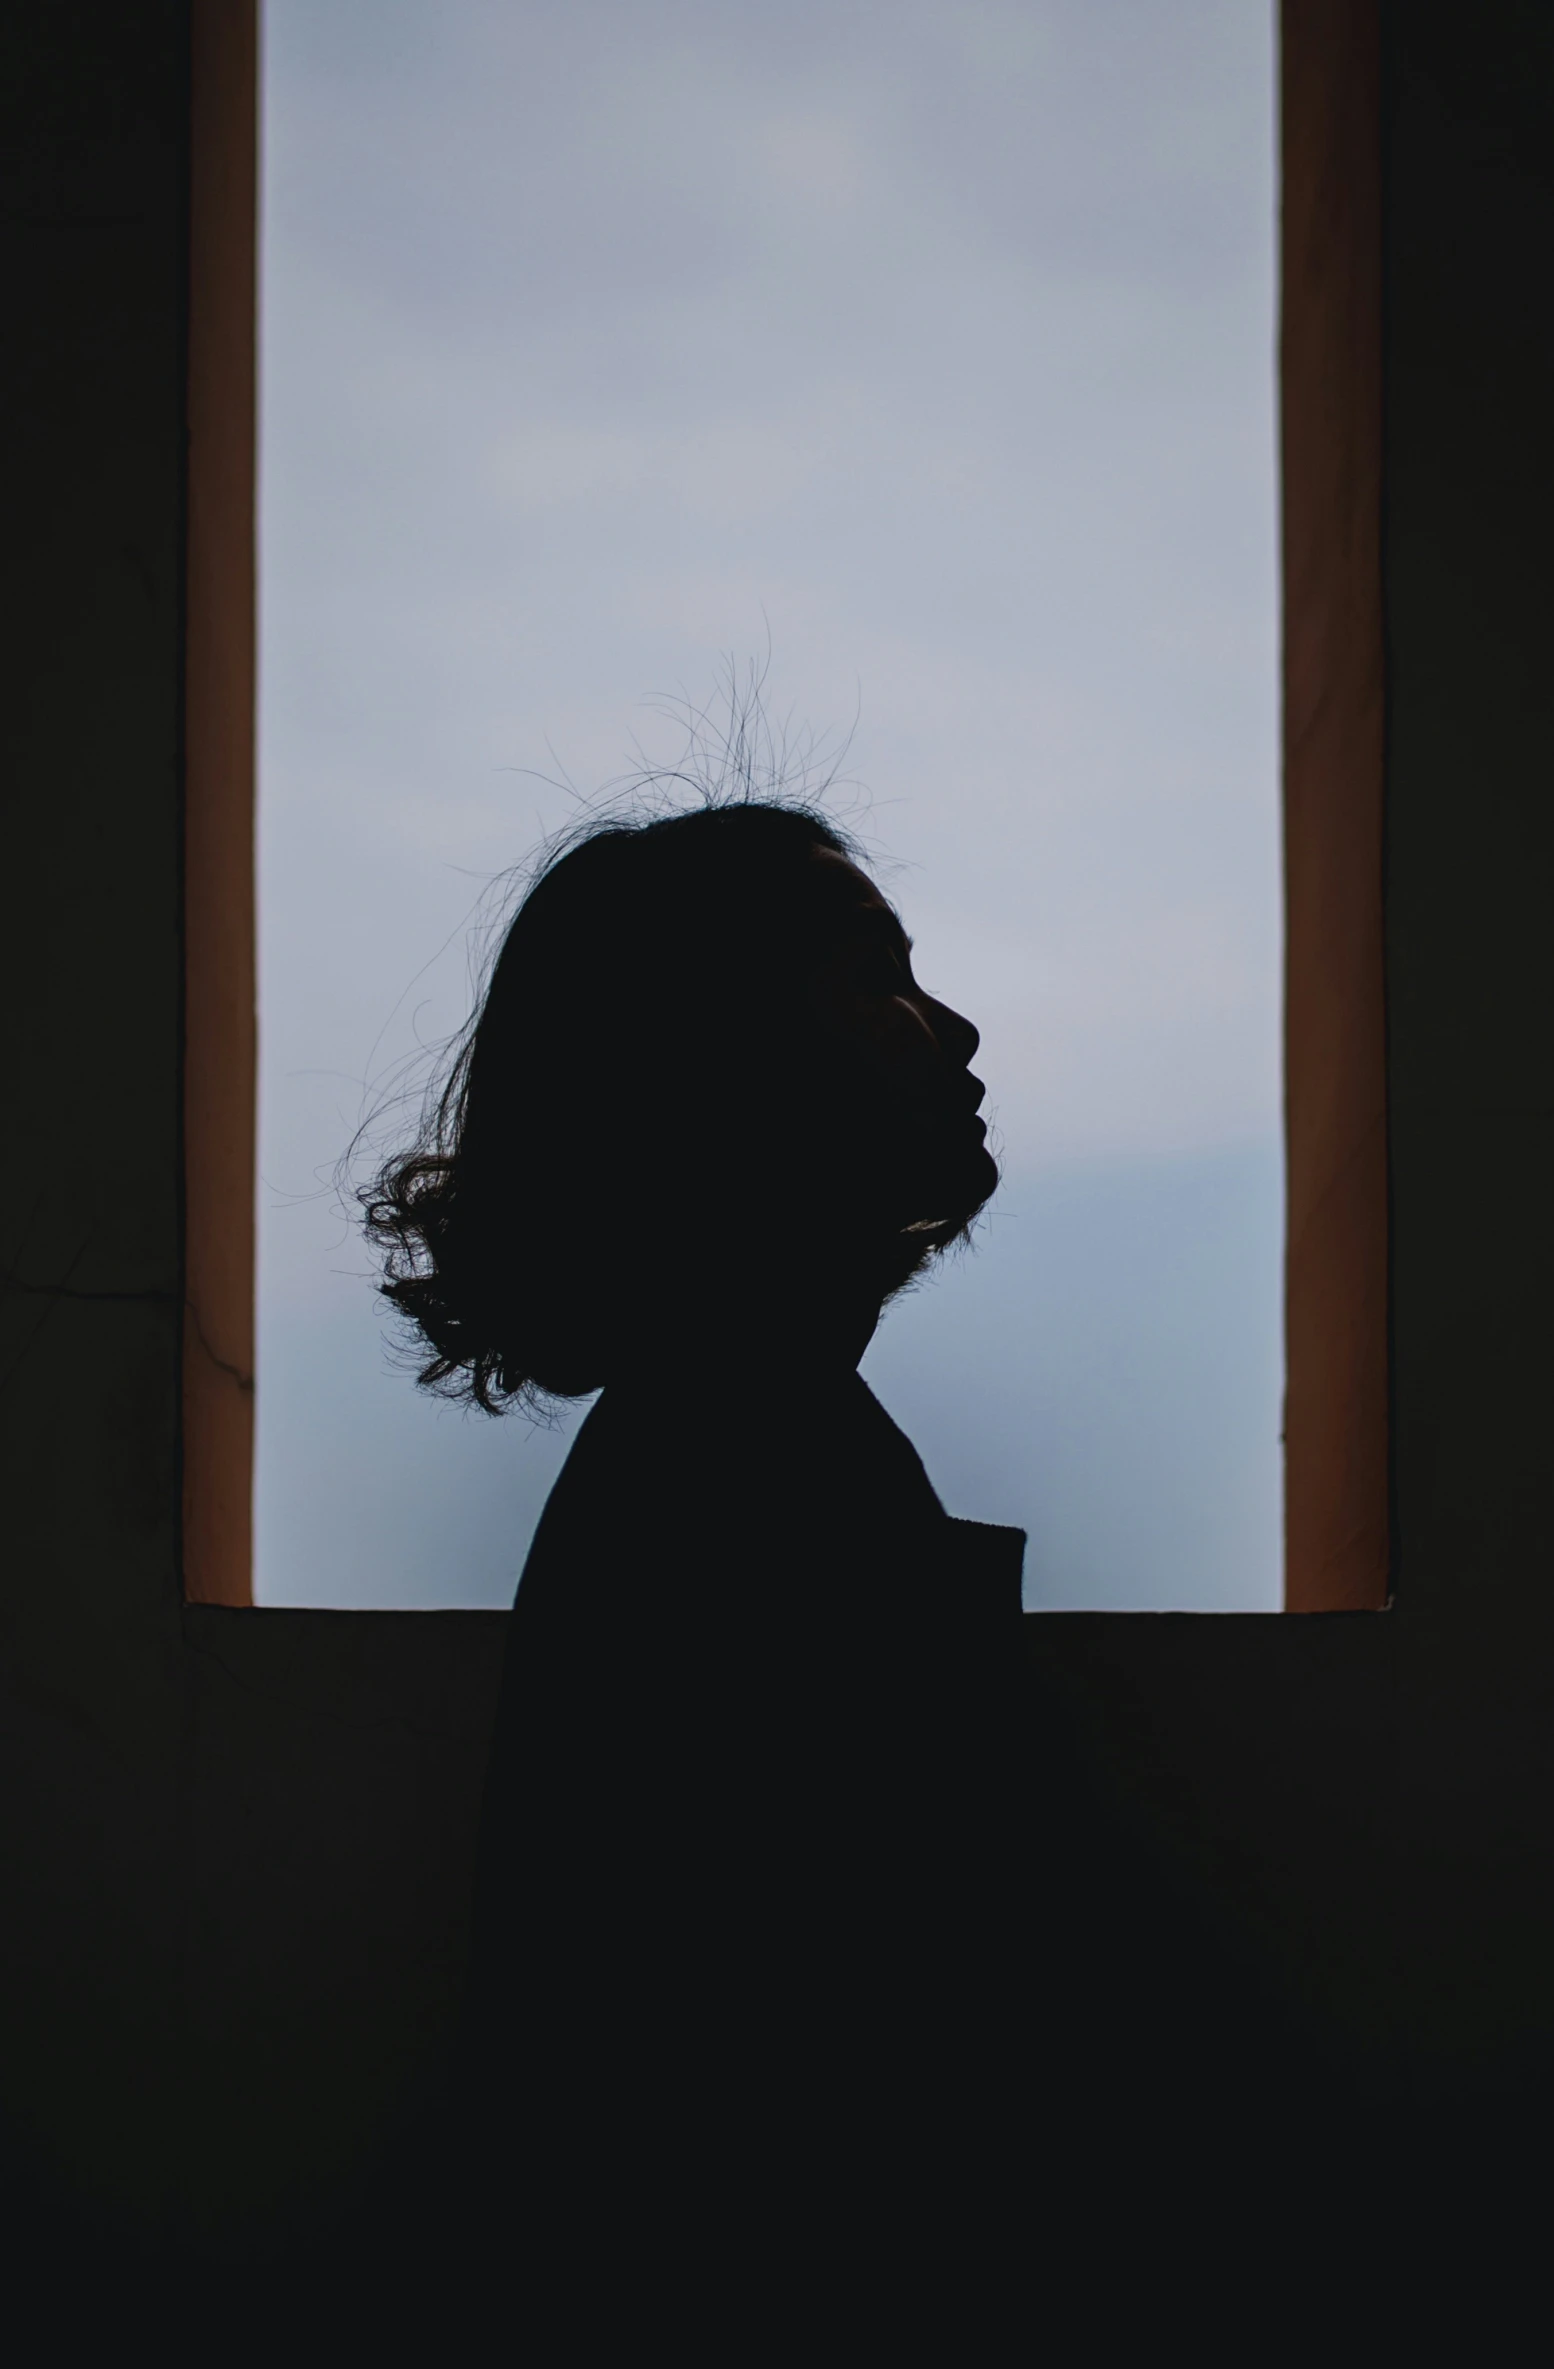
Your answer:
(929, 994), (980, 1067)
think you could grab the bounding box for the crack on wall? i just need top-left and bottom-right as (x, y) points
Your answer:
(184, 1297), (254, 1395)
(2, 1271), (178, 1306)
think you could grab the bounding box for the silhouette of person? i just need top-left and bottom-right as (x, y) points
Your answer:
(364, 799), (1027, 2308)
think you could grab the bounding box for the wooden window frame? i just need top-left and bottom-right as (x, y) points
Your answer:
(181, 0), (1390, 1614)
(1280, 0), (1388, 1611)
(183, 0), (257, 1607)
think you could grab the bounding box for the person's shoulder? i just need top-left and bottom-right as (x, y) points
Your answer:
(577, 1368), (946, 1538)
(515, 1366), (996, 1625)
(514, 1381), (784, 1617)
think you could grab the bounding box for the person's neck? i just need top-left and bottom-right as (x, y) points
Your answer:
(607, 1257), (884, 1392)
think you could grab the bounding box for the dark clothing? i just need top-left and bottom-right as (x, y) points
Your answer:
(453, 1371), (1027, 2286)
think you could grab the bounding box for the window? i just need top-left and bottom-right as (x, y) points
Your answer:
(246, 3), (1293, 1611)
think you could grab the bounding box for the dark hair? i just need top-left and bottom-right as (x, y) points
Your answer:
(361, 799), (864, 1413)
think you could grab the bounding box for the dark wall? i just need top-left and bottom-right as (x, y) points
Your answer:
(0, 2), (189, 2232)
(5, 0), (1554, 2271)
(1384, 0), (1554, 1619)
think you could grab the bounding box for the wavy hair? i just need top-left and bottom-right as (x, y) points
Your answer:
(360, 797), (866, 1413)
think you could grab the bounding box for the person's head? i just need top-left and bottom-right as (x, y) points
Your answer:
(364, 799), (998, 1408)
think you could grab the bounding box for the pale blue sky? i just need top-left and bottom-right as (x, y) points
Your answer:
(256, 0), (1281, 1610)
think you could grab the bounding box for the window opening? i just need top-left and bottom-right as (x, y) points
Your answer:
(257, 1), (1281, 1610)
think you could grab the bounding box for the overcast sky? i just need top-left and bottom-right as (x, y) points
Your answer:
(256, 0), (1281, 1611)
